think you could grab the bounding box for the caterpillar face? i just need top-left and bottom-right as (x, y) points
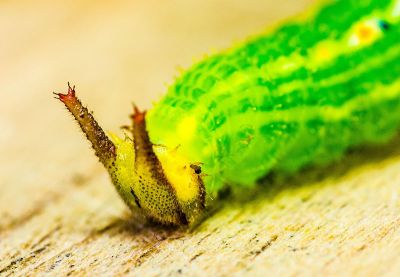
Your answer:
(55, 84), (205, 225)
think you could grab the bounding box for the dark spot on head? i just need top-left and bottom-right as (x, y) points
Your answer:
(190, 164), (202, 174)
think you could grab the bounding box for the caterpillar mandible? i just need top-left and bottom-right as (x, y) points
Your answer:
(55, 0), (400, 225)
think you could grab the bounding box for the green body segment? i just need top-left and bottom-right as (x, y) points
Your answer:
(147, 0), (400, 195)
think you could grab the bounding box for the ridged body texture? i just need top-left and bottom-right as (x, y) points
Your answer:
(147, 0), (400, 195)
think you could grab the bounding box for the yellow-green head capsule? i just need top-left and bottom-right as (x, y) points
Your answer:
(55, 84), (205, 225)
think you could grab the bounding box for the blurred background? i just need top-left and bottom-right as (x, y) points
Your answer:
(0, 0), (313, 222)
(3, 1), (400, 276)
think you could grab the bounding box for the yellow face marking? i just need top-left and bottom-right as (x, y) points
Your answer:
(177, 116), (197, 143)
(154, 145), (200, 203)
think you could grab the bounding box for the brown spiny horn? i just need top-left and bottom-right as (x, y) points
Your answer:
(54, 83), (116, 166)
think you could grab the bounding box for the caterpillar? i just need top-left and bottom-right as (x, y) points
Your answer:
(55, 0), (400, 226)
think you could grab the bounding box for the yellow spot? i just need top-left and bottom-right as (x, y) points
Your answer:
(312, 41), (336, 64)
(358, 25), (373, 40)
(348, 19), (381, 47)
(316, 47), (331, 60)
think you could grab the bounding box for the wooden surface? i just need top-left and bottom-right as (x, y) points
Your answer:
(1, 1), (400, 276)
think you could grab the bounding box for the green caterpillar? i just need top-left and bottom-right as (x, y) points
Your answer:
(56, 0), (400, 225)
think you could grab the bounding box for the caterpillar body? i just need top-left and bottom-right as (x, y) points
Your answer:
(56, 0), (400, 225)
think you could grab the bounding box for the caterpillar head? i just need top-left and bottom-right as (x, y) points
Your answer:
(55, 84), (205, 225)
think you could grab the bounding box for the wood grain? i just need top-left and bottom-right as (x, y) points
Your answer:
(1, 0), (400, 276)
